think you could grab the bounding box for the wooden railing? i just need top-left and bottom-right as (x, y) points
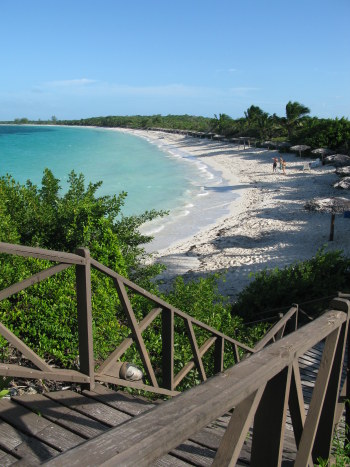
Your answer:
(0, 242), (280, 396)
(45, 298), (350, 467)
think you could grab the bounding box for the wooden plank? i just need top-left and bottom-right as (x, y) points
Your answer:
(233, 343), (240, 364)
(170, 440), (216, 466)
(251, 365), (292, 466)
(154, 455), (192, 466)
(0, 241), (85, 264)
(0, 364), (90, 383)
(288, 361), (307, 451)
(114, 278), (158, 387)
(214, 336), (224, 373)
(295, 327), (341, 466)
(84, 384), (155, 416)
(44, 390), (130, 427)
(0, 449), (18, 466)
(13, 393), (109, 439)
(189, 425), (225, 451)
(98, 307), (162, 375)
(0, 419), (59, 464)
(173, 337), (216, 388)
(75, 248), (95, 390)
(44, 311), (347, 467)
(213, 386), (265, 466)
(95, 374), (178, 397)
(0, 323), (53, 372)
(162, 308), (174, 391)
(312, 320), (348, 461)
(184, 319), (206, 382)
(254, 306), (298, 351)
(0, 263), (71, 302)
(0, 399), (83, 452)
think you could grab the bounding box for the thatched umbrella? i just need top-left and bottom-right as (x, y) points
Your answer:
(305, 196), (350, 240)
(311, 148), (333, 165)
(262, 140), (276, 150)
(334, 177), (350, 190)
(276, 141), (291, 148)
(336, 166), (350, 177)
(324, 154), (350, 167)
(276, 142), (291, 153)
(290, 144), (310, 157)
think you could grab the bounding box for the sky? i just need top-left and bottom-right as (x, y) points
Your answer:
(1, 0), (349, 121)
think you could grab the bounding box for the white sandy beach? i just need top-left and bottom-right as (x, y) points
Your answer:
(118, 129), (350, 300)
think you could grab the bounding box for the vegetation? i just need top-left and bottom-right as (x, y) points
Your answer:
(0, 170), (268, 389)
(232, 249), (350, 321)
(317, 417), (350, 466)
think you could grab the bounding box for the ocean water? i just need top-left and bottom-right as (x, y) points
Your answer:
(0, 125), (238, 251)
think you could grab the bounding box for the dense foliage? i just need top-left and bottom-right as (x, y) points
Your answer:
(232, 249), (350, 321)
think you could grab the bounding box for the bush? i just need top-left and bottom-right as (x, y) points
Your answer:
(0, 171), (268, 385)
(231, 249), (350, 321)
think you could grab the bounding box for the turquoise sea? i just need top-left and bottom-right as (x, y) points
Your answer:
(0, 125), (238, 251)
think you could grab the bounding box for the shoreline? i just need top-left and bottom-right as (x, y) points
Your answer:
(119, 129), (350, 300)
(109, 127), (244, 252)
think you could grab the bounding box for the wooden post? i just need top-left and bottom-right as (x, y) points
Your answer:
(329, 213), (335, 241)
(312, 320), (348, 461)
(251, 365), (292, 466)
(162, 309), (174, 390)
(214, 336), (224, 373)
(294, 327), (341, 466)
(75, 248), (95, 390)
(346, 307), (350, 445)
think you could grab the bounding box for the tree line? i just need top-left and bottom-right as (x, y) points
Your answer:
(8, 102), (350, 153)
(53, 102), (350, 153)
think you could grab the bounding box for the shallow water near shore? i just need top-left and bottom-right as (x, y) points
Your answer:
(0, 125), (238, 251)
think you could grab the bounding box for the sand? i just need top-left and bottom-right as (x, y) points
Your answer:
(116, 129), (350, 300)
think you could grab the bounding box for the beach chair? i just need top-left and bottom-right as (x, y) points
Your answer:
(303, 162), (311, 171)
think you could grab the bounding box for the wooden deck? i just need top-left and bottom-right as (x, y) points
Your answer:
(0, 343), (332, 466)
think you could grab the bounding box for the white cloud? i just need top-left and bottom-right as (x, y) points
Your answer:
(45, 78), (97, 87)
(228, 87), (259, 97)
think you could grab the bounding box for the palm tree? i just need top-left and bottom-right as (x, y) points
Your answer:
(244, 105), (265, 128)
(212, 113), (233, 135)
(281, 101), (310, 139)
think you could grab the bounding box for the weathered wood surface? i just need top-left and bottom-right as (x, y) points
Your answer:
(0, 241), (86, 265)
(42, 311), (344, 466)
(0, 312), (347, 465)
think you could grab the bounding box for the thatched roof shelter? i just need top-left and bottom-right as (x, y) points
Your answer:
(324, 154), (350, 167)
(290, 145), (310, 157)
(336, 167), (350, 177)
(334, 177), (350, 190)
(311, 148), (333, 156)
(305, 196), (350, 240)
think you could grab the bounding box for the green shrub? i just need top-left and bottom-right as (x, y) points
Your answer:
(232, 249), (350, 321)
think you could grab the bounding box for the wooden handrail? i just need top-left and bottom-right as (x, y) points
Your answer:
(253, 305), (298, 351)
(44, 308), (350, 466)
(0, 241), (86, 264)
(0, 241), (343, 398)
(91, 257), (254, 352)
(0, 242), (255, 393)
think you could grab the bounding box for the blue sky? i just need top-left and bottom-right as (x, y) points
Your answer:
(1, 0), (349, 120)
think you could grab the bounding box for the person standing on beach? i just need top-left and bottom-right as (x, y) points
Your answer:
(279, 156), (283, 171)
(273, 157), (277, 172)
(282, 160), (287, 175)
